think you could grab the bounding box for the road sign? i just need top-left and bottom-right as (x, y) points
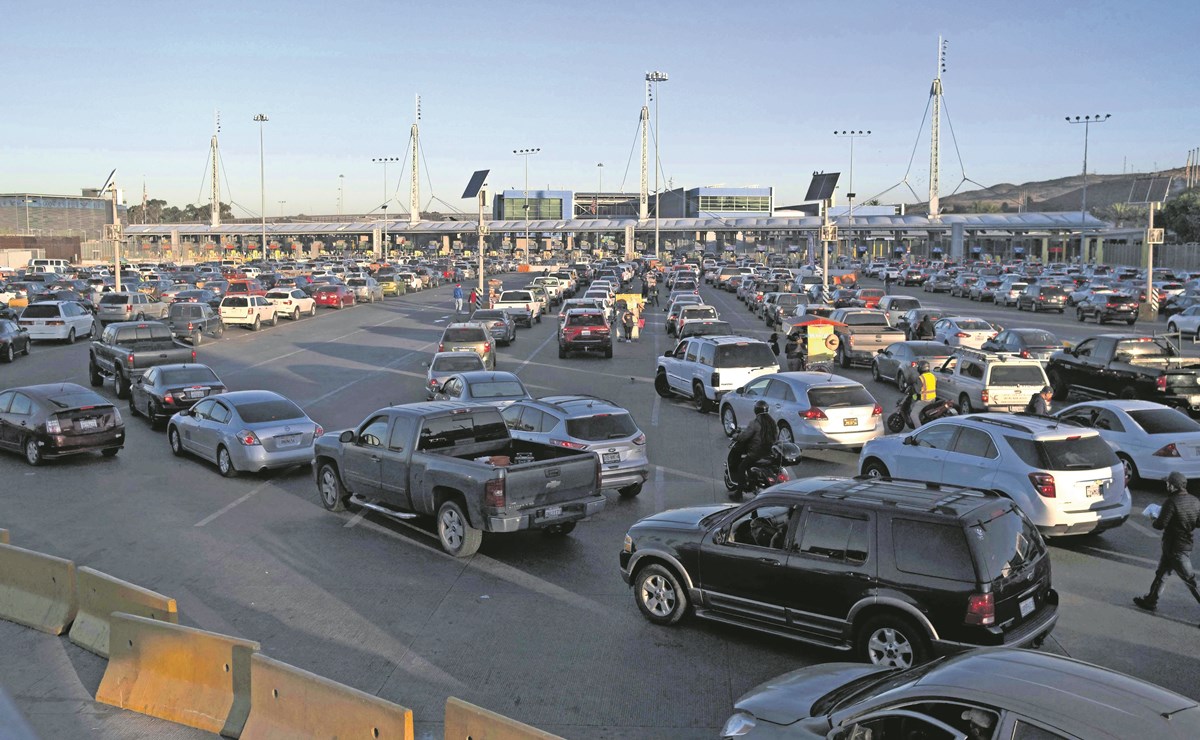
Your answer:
(820, 225), (838, 242)
(104, 224), (123, 241)
(1147, 228), (1165, 245)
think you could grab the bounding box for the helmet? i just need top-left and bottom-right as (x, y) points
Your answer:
(754, 400), (770, 416)
(918, 361), (931, 373)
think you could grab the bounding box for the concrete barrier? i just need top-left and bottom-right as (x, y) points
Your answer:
(69, 566), (179, 658)
(97, 613), (259, 737)
(444, 697), (562, 740)
(241, 654), (414, 739)
(0, 543), (77, 635)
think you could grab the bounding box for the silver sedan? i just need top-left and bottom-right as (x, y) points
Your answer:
(432, 371), (532, 409)
(167, 390), (322, 477)
(718, 372), (883, 451)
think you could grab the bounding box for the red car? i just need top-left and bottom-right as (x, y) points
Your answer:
(226, 279), (266, 297)
(852, 288), (885, 308)
(313, 285), (356, 309)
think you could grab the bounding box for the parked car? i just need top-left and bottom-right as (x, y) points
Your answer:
(1046, 334), (1200, 414)
(656, 335), (779, 413)
(312, 284), (356, 309)
(346, 276), (384, 303)
(932, 316), (998, 350)
(431, 370), (531, 408)
(438, 322), (496, 370)
(870, 341), (953, 388)
(0, 318), (31, 362)
(18, 301), (94, 343)
(1166, 305), (1200, 338)
(558, 308), (613, 359)
(1016, 284), (1068, 313)
(876, 295), (920, 328)
(219, 295), (277, 331)
(1076, 292), (1139, 325)
(723, 649), (1200, 740)
(424, 351), (486, 400)
(922, 270), (955, 293)
(167, 390), (321, 477)
(165, 302), (224, 345)
(1055, 399), (1200, 487)
(620, 476), (1058, 667)
(981, 328), (1061, 362)
(129, 363), (226, 427)
(719, 372), (883, 449)
(89, 321), (197, 400)
(949, 274), (979, 297)
(172, 288), (221, 309)
(0, 383), (124, 465)
(469, 308), (517, 346)
(860, 413), (1130, 536)
(503, 395), (648, 497)
(264, 288), (317, 320)
(895, 308), (949, 341)
(95, 292), (169, 324)
(934, 350), (1049, 414)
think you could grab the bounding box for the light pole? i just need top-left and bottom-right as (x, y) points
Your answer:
(277, 200), (286, 218)
(513, 148), (540, 255)
(1066, 114), (1111, 263)
(338, 174), (344, 218)
(253, 113), (268, 261)
(834, 130), (871, 261)
(646, 70), (668, 259)
(596, 162), (604, 251)
(372, 157), (400, 255)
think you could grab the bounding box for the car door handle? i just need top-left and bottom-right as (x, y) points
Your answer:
(758, 557), (781, 566)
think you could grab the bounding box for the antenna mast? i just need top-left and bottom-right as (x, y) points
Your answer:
(928, 38), (945, 218)
(639, 84), (649, 220)
(410, 95), (421, 225)
(210, 111), (221, 228)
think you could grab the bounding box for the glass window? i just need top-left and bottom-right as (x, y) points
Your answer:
(1012, 720), (1070, 739)
(468, 380), (527, 399)
(808, 385), (875, 408)
(684, 341), (700, 363)
(233, 399), (303, 423)
(432, 355), (485, 373)
(913, 424), (959, 450)
(566, 413), (637, 441)
(0, 391), (13, 413)
(357, 416), (390, 447)
(989, 365), (1046, 385)
(1092, 409), (1126, 433)
(893, 520), (976, 581)
(191, 399), (216, 420)
(418, 411), (508, 450)
(209, 402), (232, 425)
(727, 505), (793, 549)
(969, 508), (1046, 582)
(8, 393), (32, 416)
(1128, 407), (1200, 434)
(387, 417), (410, 451)
(798, 511), (869, 565)
(766, 380), (794, 401)
(161, 367), (219, 385)
(953, 427), (997, 458)
(743, 378), (771, 397)
(715, 342), (776, 368)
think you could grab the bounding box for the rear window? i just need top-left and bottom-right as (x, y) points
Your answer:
(431, 355), (484, 372)
(502, 292), (532, 302)
(969, 507), (1045, 582)
(467, 380), (526, 398)
(1018, 331), (1057, 347)
(1039, 287), (1067, 296)
(100, 295), (130, 305)
(443, 328), (486, 342)
(161, 367), (220, 385)
(223, 297), (249, 307)
(566, 413), (639, 441)
(265, 291), (291, 300)
(567, 313), (606, 327)
(680, 320), (733, 337)
(1106, 295), (1137, 305)
(1128, 408), (1200, 434)
(808, 385), (876, 408)
(47, 391), (110, 410)
(714, 342), (776, 369)
(21, 304), (61, 318)
(956, 319), (992, 330)
(419, 411), (509, 450)
(681, 307), (717, 319)
(892, 520), (975, 581)
(988, 365), (1046, 386)
(1004, 434), (1118, 470)
(843, 313), (888, 326)
(233, 399), (305, 423)
(888, 298), (919, 310)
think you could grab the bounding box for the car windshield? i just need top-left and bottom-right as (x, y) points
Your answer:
(432, 355), (484, 372)
(1115, 339), (1174, 363)
(1005, 434), (1119, 470)
(161, 368), (220, 385)
(21, 304), (61, 318)
(714, 343), (776, 369)
(812, 659), (945, 715)
(989, 365), (1046, 386)
(233, 398), (305, 423)
(1128, 408), (1200, 434)
(808, 385), (875, 408)
(468, 380), (527, 398)
(969, 507), (1045, 582)
(444, 328), (486, 342)
(566, 413), (638, 441)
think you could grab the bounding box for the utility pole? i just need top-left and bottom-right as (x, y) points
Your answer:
(646, 70), (668, 260)
(338, 174), (344, 218)
(928, 37), (946, 219)
(835, 130), (871, 260)
(513, 148), (540, 256)
(639, 100), (649, 222)
(210, 112), (221, 229)
(410, 95), (421, 226)
(253, 113), (268, 261)
(1066, 114), (1111, 262)
(372, 156), (400, 255)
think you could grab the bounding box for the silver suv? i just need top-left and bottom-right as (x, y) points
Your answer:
(502, 395), (648, 497)
(655, 335), (778, 413)
(96, 292), (169, 324)
(934, 349), (1049, 414)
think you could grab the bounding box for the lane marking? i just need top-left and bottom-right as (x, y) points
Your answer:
(344, 510), (367, 528)
(654, 464), (666, 512)
(1127, 519), (1160, 538)
(1078, 545), (1159, 566)
(304, 340), (439, 407)
(655, 464), (713, 484)
(512, 328), (558, 375)
(651, 320), (662, 426)
(194, 480), (273, 527)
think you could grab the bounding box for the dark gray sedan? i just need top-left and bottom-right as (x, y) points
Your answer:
(870, 341), (953, 388)
(129, 363), (226, 427)
(470, 309), (517, 345)
(981, 328), (1062, 362)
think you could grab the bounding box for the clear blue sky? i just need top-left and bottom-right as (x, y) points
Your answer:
(3, 0), (1196, 217)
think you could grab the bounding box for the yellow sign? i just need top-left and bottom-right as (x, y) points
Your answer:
(615, 293), (644, 311)
(806, 324), (836, 361)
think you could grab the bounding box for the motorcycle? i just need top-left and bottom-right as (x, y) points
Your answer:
(723, 433), (804, 500)
(886, 386), (959, 434)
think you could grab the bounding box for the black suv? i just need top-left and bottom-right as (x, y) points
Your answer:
(1016, 284), (1067, 313)
(619, 476), (1058, 669)
(1075, 292), (1138, 325)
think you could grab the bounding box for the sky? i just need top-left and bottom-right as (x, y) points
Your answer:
(3, 0), (1198, 218)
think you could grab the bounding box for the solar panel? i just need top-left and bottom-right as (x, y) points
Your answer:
(805, 172), (841, 202)
(462, 169), (489, 199)
(1127, 176), (1171, 204)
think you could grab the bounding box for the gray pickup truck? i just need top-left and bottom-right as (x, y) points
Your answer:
(89, 321), (197, 400)
(829, 308), (907, 368)
(313, 402), (604, 557)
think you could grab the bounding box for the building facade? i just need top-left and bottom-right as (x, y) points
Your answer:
(0, 192), (126, 240)
(493, 190), (573, 221)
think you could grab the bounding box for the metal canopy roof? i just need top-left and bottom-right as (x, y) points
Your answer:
(122, 211), (1108, 237)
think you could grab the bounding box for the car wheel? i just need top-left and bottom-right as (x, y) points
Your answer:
(654, 372), (672, 398)
(292, 308), (301, 321)
(870, 362), (882, 383)
(1047, 370), (1069, 401)
(1076, 309), (1085, 322)
(216, 445), (238, 478)
(857, 614), (929, 669)
(958, 393), (974, 414)
(251, 316), (261, 331)
(862, 458), (890, 479)
(23, 437), (42, 466)
(1126, 319), (1136, 326)
(437, 499), (482, 557)
(895, 371), (907, 389)
(720, 405), (738, 437)
(618, 482), (643, 498)
(116, 372), (131, 400)
(66, 328), (76, 344)
(309, 305), (317, 317)
(269, 313), (278, 327)
(168, 426), (184, 456)
(558, 345), (567, 359)
(216, 322), (226, 337)
(777, 422), (794, 443)
(634, 564), (689, 625)
(147, 400), (163, 428)
(693, 382), (713, 413)
(543, 521), (577, 536)
(3, 344), (14, 363)
(89, 361), (102, 385)
(317, 462), (348, 512)
(1117, 453), (1139, 488)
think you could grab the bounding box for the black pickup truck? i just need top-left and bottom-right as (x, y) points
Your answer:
(89, 321), (197, 400)
(314, 402), (604, 557)
(1046, 334), (1200, 414)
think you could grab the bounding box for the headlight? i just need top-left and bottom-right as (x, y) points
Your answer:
(622, 534), (633, 553)
(720, 711), (757, 737)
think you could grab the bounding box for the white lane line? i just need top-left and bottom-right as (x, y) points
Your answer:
(344, 510), (367, 528)
(655, 464), (716, 484)
(1079, 545), (1159, 566)
(513, 329), (558, 375)
(654, 465), (666, 512)
(228, 315), (408, 373)
(1127, 519), (1160, 538)
(305, 340), (438, 407)
(194, 480), (273, 527)
(651, 321), (662, 426)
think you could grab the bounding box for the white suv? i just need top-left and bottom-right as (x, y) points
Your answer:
(655, 335), (778, 413)
(858, 413), (1130, 537)
(219, 295), (277, 331)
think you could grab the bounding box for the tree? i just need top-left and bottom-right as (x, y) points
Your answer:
(127, 200), (233, 224)
(1161, 190), (1200, 243)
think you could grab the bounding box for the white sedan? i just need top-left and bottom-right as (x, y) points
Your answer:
(933, 316), (998, 350)
(1054, 399), (1200, 487)
(264, 289), (317, 320)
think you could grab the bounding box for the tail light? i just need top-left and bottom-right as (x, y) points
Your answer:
(1019, 350), (1030, 358)
(46, 416), (63, 435)
(1106, 303), (1118, 309)
(955, 332), (969, 338)
(772, 469), (790, 484)
(314, 425), (324, 438)
(238, 430), (261, 446)
(1038, 296), (1046, 301)
(1156, 376), (1168, 392)
(1029, 472), (1056, 498)
(125, 305), (132, 312)
(871, 404), (883, 417)
(47, 320), (64, 326)
(711, 371), (720, 387)
(112, 407), (122, 424)
(163, 393), (175, 404)
(482, 343), (491, 354)
(191, 350), (197, 362)
(965, 592), (995, 626)
(981, 389), (989, 404)
(127, 353), (135, 367)
(438, 343), (444, 351)
(484, 478), (506, 508)
(632, 433), (646, 445)
(551, 438), (589, 450)
(1154, 443), (1181, 457)
(803, 408), (827, 420)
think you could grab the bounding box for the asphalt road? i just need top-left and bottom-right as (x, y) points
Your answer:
(1, 272), (1197, 739)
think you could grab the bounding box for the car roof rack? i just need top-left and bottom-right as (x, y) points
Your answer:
(818, 477), (993, 515)
(951, 347), (1024, 363)
(968, 415), (1037, 434)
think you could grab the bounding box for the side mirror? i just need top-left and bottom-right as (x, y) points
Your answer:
(177, 408), (191, 417)
(663, 351), (671, 357)
(339, 430), (355, 443)
(713, 528), (728, 545)
(421, 361), (430, 368)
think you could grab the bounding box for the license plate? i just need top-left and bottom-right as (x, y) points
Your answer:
(186, 390), (205, 399)
(1020, 597), (1035, 618)
(276, 434), (300, 447)
(541, 505), (563, 520)
(79, 418), (98, 431)
(843, 418), (859, 427)
(453, 347), (472, 352)
(581, 330), (591, 336)
(1085, 483), (1101, 498)
(602, 452), (620, 464)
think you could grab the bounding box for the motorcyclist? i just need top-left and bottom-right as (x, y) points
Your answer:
(734, 400), (778, 493)
(910, 360), (938, 427)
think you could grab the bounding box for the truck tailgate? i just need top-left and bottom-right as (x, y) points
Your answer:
(503, 454), (598, 510)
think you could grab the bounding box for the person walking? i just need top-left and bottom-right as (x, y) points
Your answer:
(621, 309), (635, 343)
(1134, 472), (1200, 616)
(884, 271), (894, 295)
(452, 284), (464, 313)
(631, 302), (642, 342)
(783, 331), (802, 372)
(1025, 385), (1054, 416)
(768, 332), (781, 367)
(468, 287), (479, 315)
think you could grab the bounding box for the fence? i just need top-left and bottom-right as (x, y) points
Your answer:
(1103, 242), (1200, 271)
